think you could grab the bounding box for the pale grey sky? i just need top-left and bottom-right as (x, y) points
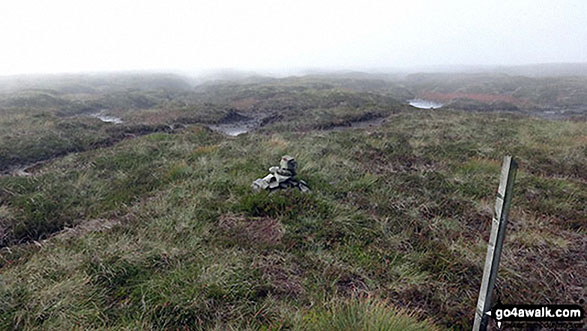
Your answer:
(0, 0), (585, 75)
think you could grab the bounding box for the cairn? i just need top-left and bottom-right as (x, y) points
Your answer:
(251, 155), (310, 192)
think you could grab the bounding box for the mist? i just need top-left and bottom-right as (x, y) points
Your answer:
(1, 0), (586, 76)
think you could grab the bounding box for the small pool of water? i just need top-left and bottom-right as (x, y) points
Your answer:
(90, 112), (123, 124)
(209, 125), (249, 136)
(408, 99), (444, 109)
(208, 121), (258, 136)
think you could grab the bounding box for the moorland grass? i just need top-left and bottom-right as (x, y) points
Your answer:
(0, 110), (585, 329)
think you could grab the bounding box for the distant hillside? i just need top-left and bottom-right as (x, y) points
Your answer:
(403, 72), (587, 109)
(495, 63), (587, 77)
(0, 72), (193, 94)
(396, 63), (587, 77)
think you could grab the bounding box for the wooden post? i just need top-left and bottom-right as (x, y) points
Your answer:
(473, 156), (517, 331)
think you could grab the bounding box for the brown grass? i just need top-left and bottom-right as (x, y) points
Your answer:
(217, 213), (284, 246)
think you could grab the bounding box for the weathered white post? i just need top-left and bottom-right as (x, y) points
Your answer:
(473, 156), (517, 331)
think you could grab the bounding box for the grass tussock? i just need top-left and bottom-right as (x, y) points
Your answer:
(297, 298), (439, 331)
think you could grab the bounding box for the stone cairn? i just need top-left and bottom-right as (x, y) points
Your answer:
(251, 155), (310, 192)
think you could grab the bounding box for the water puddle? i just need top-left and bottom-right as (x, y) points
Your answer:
(208, 124), (250, 136)
(208, 119), (260, 136)
(408, 99), (444, 109)
(89, 111), (123, 124)
(534, 108), (586, 120)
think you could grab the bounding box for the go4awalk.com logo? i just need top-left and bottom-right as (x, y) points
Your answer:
(486, 301), (584, 329)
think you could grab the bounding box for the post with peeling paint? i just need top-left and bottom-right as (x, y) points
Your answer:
(473, 156), (517, 331)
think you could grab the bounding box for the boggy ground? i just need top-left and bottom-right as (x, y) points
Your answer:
(1, 109), (585, 329)
(0, 74), (407, 174)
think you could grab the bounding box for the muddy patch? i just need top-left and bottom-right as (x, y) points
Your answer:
(530, 107), (587, 120)
(253, 254), (305, 298)
(209, 111), (389, 136)
(320, 114), (388, 131)
(328, 117), (387, 131)
(336, 273), (370, 297)
(2, 161), (47, 177)
(322, 262), (371, 297)
(217, 213), (284, 246)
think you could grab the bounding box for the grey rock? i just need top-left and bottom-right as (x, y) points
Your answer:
(251, 155), (311, 192)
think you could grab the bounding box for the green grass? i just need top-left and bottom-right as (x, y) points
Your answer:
(298, 299), (438, 331)
(0, 77), (586, 329)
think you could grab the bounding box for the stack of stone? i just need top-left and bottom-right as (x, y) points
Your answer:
(251, 155), (310, 192)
